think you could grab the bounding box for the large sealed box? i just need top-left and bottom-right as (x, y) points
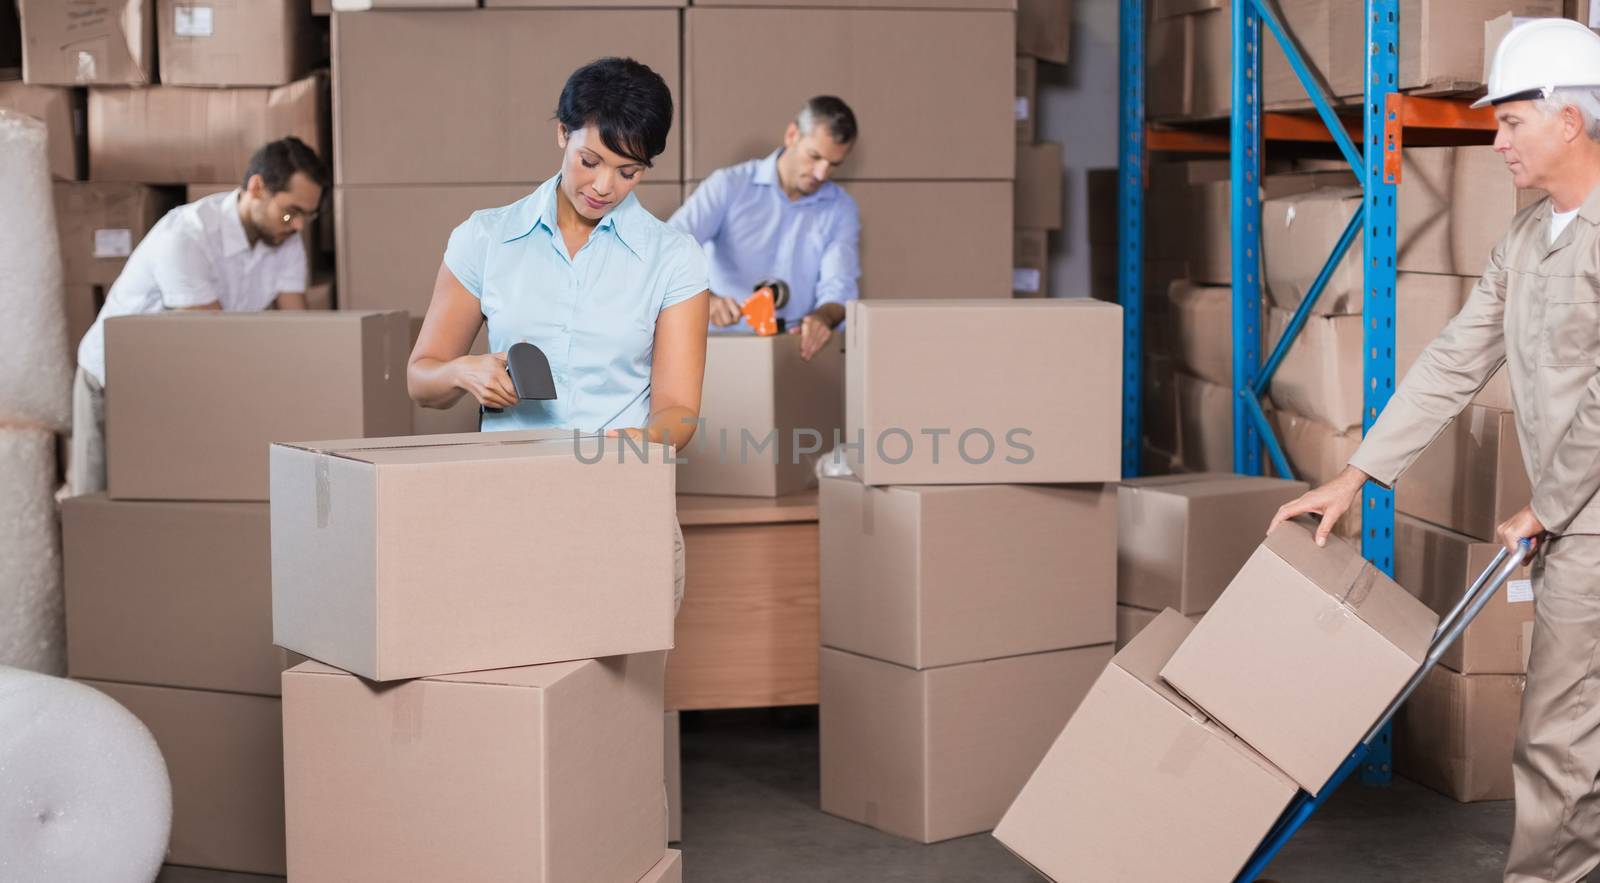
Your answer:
(0, 81), (85, 180)
(89, 72), (326, 184)
(19, 0), (153, 85)
(1018, 0), (1072, 64)
(63, 496), (292, 696)
(845, 299), (1121, 485)
(104, 311), (411, 501)
(83, 680), (284, 875)
(1014, 142), (1063, 230)
(52, 181), (179, 286)
(847, 180), (1013, 300)
(820, 644), (1110, 843)
(821, 476), (1116, 669)
(1397, 405), (1530, 542)
(1395, 667), (1523, 803)
(677, 334), (844, 498)
(1175, 371), (1233, 473)
(1169, 278), (1232, 386)
(270, 431), (675, 681)
(282, 653), (666, 883)
(1263, 186), (1363, 315)
(333, 10), (680, 185)
(1395, 514), (1534, 674)
(158, 0), (314, 87)
(993, 611), (1297, 882)
(1162, 523), (1439, 793)
(685, 8), (1013, 181)
(1117, 473), (1308, 615)
(1399, 145), (1545, 276)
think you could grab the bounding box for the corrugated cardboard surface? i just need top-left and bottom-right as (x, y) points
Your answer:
(685, 8), (1013, 180)
(1174, 371), (1232, 473)
(1169, 278), (1232, 386)
(1015, 57), (1036, 144)
(19, 0), (154, 85)
(337, 183), (684, 316)
(1014, 142), (1063, 230)
(63, 495), (293, 696)
(1012, 228), (1048, 297)
(1399, 146), (1545, 276)
(1263, 187), (1364, 315)
(270, 431), (676, 681)
(678, 334), (844, 498)
(845, 299), (1121, 484)
(994, 611), (1297, 882)
(0, 81), (85, 180)
(84, 680), (285, 875)
(1329, 0), (1563, 96)
(1162, 523), (1439, 793)
(665, 710), (681, 844)
(1395, 667), (1523, 802)
(1398, 405), (1530, 542)
(1114, 603), (1202, 649)
(1117, 474), (1308, 615)
(1017, 0), (1070, 64)
(1144, 353), (1183, 461)
(105, 311), (412, 501)
(52, 181), (178, 286)
(158, 0), (314, 86)
(638, 850), (683, 883)
(1395, 514), (1533, 675)
(847, 180), (1012, 300)
(333, 10), (680, 185)
(820, 644), (1109, 844)
(89, 72), (327, 184)
(821, 476), (1115, 669)
(282, 653), (666, 882)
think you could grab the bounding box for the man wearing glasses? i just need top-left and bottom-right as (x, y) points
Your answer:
(66, 136), (327, 496)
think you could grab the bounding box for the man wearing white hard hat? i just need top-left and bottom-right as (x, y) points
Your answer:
(1271, 17), (1600, 882)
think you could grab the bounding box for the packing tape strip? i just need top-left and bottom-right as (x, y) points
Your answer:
(1314, 601), (1354, 635)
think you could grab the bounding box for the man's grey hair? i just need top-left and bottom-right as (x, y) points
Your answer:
(795, 96), (859, 145)
(1535, 87), (1600, 140)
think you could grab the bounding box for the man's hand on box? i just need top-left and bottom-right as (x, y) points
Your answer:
(709, 294), (743, 328)
(791, 313), (833, 361)
(1267, 466), (1369, 547)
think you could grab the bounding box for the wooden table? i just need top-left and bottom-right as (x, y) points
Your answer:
(667, 491), (820, 711)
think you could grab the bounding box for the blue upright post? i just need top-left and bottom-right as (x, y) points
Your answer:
(1361, 0), (1401, 786)
(1230, 0), (1263, 475)
(1119, 0), (1146, 479)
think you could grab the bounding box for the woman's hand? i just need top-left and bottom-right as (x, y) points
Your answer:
(1267, 465), (1369, 547)
(453, 352), (517, 409)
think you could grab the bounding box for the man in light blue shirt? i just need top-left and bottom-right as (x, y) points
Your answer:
(669, 96), (860, 361)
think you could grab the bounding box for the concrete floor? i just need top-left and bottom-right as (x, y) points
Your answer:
(158, 707), (1536, 883)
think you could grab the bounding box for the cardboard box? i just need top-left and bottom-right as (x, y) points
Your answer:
(1395, 667), (1523, 802)
(1145, 353), (1183, 459)
(1117, 473), (1309, 615)
(84, 680), (284, 875)
(1399, 146), (1547, 277)
(844, 299), (1121, 485)
(1187, 179), (1232, 283)
(1146, 13), (1190, 121)
(64, 283), (101, 351)
(1013, 228), (1049, 298)
(336, 183), (683, 315)
(849, 180), (1012, 299)
(1169, 278), (1232, 386)
(1263, 186), (1364, 315)
(1175, 371), (1233, 473)
(1015, 141), (1063, 230)
(665, 710), (681, 844)
(820, 643), (1110, 843)
(52, 181), (179, 286)
(408, 316), (485, 436)
(1398, 405), (1530, 542)
(1330, 0), (1563, 97)
(271, 431), (675, 681)
(19, 0), (153, 85)
(678, 334), (844, 498)
(1018, 0), (1071, 64)
(1114, 603), (1202, 649)
(994, 611), (1298, 882)
(1188, 6), (1232, 119)
(1015, 57), (1036, 144)
(62, 496), (294, 696)
(639, 850), (683, 883)
(332, 0), (476, 9)
(822, 476), (1115, 669)
(105, 311), (411, 501)
(89, 72), (327, 184)
(1261, 0), (1334, 109)
(685, 8), (1013, 181)
(1395, 514), (1534, 675)
(334, 10), (679, 186)
(158, 0), (314, 87)
(282, 653), (667, 883)
(1162, 523), (1439, 793)
(0, 81), (85, 180)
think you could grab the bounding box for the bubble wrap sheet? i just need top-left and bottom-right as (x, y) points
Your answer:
(0, 110), (72, 431)
(0, 666), (171, 883)
(0, 428), (64, 675)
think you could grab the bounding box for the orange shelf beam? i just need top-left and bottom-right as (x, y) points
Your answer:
(1149, 96), (1496, 159)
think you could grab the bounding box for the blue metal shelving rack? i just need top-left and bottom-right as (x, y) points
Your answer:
(1118, 0), (1401, 782)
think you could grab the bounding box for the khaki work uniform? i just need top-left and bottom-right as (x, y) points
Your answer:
(1349, 186), (1600, 883)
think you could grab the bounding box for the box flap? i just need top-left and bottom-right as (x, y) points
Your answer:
(284, 656), (591, 690)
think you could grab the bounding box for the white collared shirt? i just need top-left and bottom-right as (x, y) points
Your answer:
(77, 188), (308, 384)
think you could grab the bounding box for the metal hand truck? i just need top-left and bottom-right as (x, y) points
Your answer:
(1234, 539), (1534, 882)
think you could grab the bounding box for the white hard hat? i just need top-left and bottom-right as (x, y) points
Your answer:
(1474, 17), (1600, 109)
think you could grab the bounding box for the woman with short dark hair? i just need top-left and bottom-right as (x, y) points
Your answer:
(408, 57), (709, 605)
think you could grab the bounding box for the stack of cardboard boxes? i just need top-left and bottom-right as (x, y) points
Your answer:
(998, 523), (1441, 879)
(269, 429), (682, 882)
(816, 297), (1121, 842)
(1012, 0), (1070, 297)
(8, 0), (332, 353)
(61, 310), (413, 875)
